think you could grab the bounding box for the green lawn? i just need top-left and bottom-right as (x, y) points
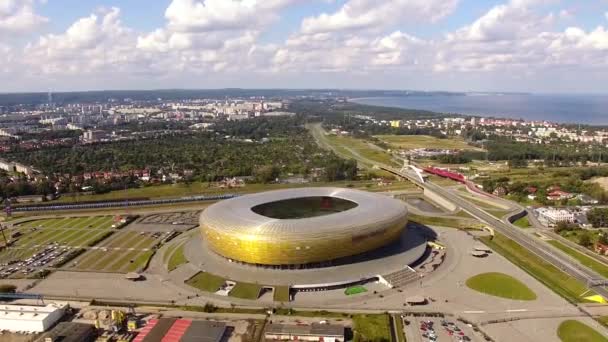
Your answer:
(558, 320), (608, 342)
(481, 233), (593, 303)
(597, 316), (608, 328)
(186, 272), (226, 293)
(486, 209), (511, 219)
(513, 216), (531, 228)
(50, 178), (413, 204)
(393, 314), (406, 342)
(163, 243), (180, 264)
(273, 286), (290, 302)
(345, 285), (368, 296)
(466, 272), (537, 300)
(375, 135), (481, 151)
(326, 135), (398, 167)
(229, 282), (262, 300)
(126, 250), (154, 272)
(167, 243), (188, 271)
(410, 214), (483, 230)
(547, 240), (608, 278)
(352, 314), (391, 342)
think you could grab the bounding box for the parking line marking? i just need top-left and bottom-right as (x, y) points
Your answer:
(506, 309), (528, 312)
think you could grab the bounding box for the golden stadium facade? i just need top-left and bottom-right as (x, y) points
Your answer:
(199, 187), (409, 266)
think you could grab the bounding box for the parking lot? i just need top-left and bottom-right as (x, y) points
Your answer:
(0, 216), (118, 278)
(67, 230), (180, 273)
(126, 211), (201, 232)
(404, 316), (484, 342)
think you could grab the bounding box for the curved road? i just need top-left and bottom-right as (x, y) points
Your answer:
(308, 123), (608, 298)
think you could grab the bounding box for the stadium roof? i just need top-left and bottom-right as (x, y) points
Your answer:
(201, 187), (407, 237)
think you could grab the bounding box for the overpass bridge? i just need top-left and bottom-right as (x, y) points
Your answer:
(379, 164), (608, 299)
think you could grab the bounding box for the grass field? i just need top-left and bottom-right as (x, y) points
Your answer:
(466, 272), (537, 300)
(486, 209), (511, 219)
(186, 272), (226, 292)
(273, 286), (290, 302)
(0, 216), (116, 267)
(229, 282), (262, 300)
(410, 214), (483, 230)
(481, 233), (593, 303)
(393, 314), (406, 342)
(513, 216), (531, 228)
(375, 134), (482, 151)
(557, 320), (608, 342)
(166, 243), (188, 271)
(325, 134), (398, 167)
(50, 178), (417, 205)
(352, 314), (391, 342)
(547, 240), (608, 278)
(596, 316), (608, 328)
(68, 231), (161, 273)
(345, 285), (368, 296)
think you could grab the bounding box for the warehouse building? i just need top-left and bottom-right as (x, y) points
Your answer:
(134, 318), (227, 342)
(265, 323), (345, 342)
(36, 322), (96, 342)
(0, 303), (66, 333)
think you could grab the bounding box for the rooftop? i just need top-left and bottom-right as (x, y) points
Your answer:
(265, 323), (344, 337)
(0, 303), (65, 321)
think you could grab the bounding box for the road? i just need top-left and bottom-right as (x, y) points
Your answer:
(392, 167), (608, 298)
(307, 123), (608, 298)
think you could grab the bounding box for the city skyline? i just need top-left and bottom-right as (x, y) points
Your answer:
(1, 0), (608, 93)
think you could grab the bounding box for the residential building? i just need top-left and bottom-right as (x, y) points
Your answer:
(536, 208), (576, 226)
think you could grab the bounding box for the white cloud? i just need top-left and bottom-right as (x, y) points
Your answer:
(23, 7), (144, 76)
(446, 0), (552, 42)
(300, 0), (459, 34)
(4, 0), (608, 92)
(164, 0), (294, 32)
(434, 0), (608, 74)
(0, 0), (48, 33)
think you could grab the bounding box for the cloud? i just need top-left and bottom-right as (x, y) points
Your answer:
(434, 0), (608, 73)
(138, 0), (297, 54)
(4, 0), (608, 92)
(446, 0), (552, 42)
(300, 0), (459, 34)
(23, 7), (143, 76)
(0, 0), (48, 33)
(164, 0), (295, 33)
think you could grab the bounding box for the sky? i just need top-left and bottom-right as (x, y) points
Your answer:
(1, 0), (608, 93)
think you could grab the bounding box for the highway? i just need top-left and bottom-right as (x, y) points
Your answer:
(384, 165), (608, 299)
(307, 123), (608, 297)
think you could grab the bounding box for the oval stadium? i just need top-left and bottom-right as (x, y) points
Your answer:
(199, 187), (409, 266)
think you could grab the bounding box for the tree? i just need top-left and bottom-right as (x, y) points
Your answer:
(587, 208), (608, 228)
(253, 165), (280, 183)
(579, 232), (593, 248)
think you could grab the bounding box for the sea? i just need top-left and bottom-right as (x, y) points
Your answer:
(351, 94), (608, 125)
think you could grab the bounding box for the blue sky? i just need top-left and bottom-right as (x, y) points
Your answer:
(1, 0), (608, 93)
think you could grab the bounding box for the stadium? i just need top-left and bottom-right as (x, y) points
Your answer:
(199, 187), (409, 267)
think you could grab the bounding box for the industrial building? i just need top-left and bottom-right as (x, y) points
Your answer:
(264, 323), (345, 341)
(0, 303), (66, 333)
(200, 187), (409, 266)
(36, 322), (96, 342)
(133, 318), (227, 342)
